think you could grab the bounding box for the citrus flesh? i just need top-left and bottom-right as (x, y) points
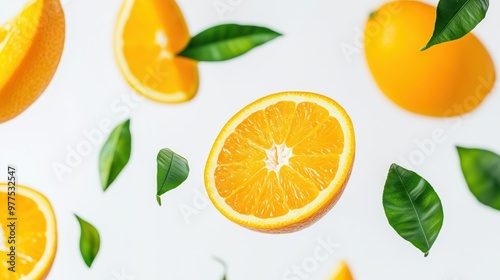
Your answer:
(205, 92), (355, 233)
(329, 261), (354, 280)
(115, 0), (199, 103)
(365, 1), (496, 117)
(0, 183), (57, 279)
(0, 0), (65, 124)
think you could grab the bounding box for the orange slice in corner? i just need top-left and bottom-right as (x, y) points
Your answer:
(205, 92), (355, 233)
(0, 0), (65, 124)
(329, 261), (354, 280)
(0, 183), (57, 279)
(114, 0), (199, 103)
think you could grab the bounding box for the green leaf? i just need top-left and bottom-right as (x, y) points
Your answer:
(383, 164), (444, 256)
(99, 119), (132, 191)
(75, 215), (100, 268)
(213, 257), (227, 280)
(457, 146), (500, 210)
(178, 24), (282, 61)
(422, 0), (489, 50)
(156, 148), (189, 206)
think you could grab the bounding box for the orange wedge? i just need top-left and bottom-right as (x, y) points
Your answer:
(0, 183), (57, 279)
(114, 0), (199, 103)
(205, 92), (355, 233)
(330, 261), (354, 280)
(0, 0), (65, 124)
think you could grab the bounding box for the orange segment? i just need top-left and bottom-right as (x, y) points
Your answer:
(115, 0), (199, 103)
(329, 261), (354, 280)
(214, 161), (266, 197)
(279, 165), (320, 210)
(0, 0), (65, 124)
(0, 183), (57, 279)
(286, 102), (330, 147)
(293, 117), (344, 155)
(217, 132), (267, 165)
(289, 154), (340, 190)
(205, 92), (355, 233)
(225, 168), (269, 216)
(257, 171), (288, 217)
(264, 101), (296, 144)
(234, 110), (273, 149)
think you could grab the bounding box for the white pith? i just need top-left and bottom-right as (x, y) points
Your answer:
(264, 143), (293, 172)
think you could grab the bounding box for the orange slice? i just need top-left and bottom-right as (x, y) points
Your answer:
(205, 92), (355, 233)
(0, 0), (65, 124)
(114, 0), (199, 103)
(0, 183), (57, 279)
(330, 261), (354, 280)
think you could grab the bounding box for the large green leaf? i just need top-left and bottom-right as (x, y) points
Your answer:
(75, 215), (100, 268)
(99, 119), (132, 191)
(422, 0), (489, 50)
(383, 164), (444, 256)
(178, 24), (281, 61)
(156, 148), (189, 206)
(457, 146), (500, 210)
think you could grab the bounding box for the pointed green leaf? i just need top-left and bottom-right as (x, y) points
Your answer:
(422, 0), (489, 50)
(457, 146), (500, 210)
(178, 24), (282, 61)
(75, 215), (100, 268)
(99, 119), (132, 191)
(156, 148), (189, 206)
(383, 164), (444, 256)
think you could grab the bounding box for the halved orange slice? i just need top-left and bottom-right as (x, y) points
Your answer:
(114, 0), (199, 103)
(0, 183), (57, 279)
(205, 92), (355, 233)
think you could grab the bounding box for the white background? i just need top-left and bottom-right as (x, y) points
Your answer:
(1, 0), (500, 279)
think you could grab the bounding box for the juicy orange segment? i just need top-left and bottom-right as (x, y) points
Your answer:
(0, 183), (57, 279)
(115, 0), (199, 103)
(205, 92), (355, 233)
(330, 261), (354, 280)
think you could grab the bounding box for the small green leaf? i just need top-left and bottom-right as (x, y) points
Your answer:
(99, 119), (132, 191)
(457, 146), (500, 210)
(213, 257), (227, 280)
(75, 215), (100, 268)
(178, 24), (282, 61)
(156, 148), (189, 206)
(422, 0), (489, 50)
(383, 164), (444, 257)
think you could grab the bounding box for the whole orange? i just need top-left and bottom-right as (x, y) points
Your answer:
(364, 1), (496, 117)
